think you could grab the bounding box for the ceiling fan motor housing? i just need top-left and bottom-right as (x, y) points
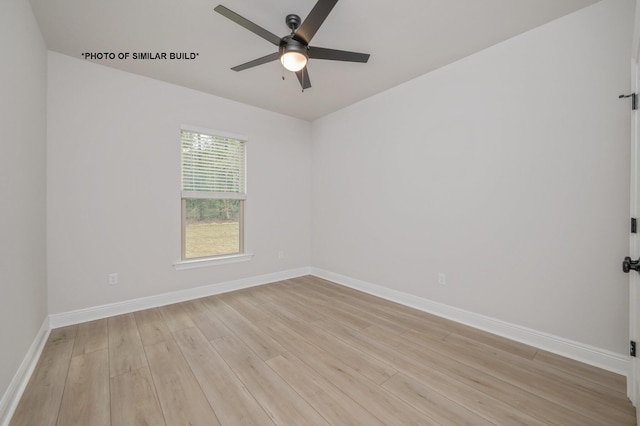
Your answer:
(279, 35), (308, 58)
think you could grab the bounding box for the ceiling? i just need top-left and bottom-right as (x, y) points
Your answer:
(29, 0), (599, 121)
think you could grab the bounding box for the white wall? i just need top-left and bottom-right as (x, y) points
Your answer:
(0, 0), (48, 406)
(35, 0), (638, 362)
(47, 52), (311, 314)
(311, 0), (634, 354)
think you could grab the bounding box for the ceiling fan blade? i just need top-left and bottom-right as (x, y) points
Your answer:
(214, 5), (281, 46)
(231, 52), (280, 71)
(295, 68), (311, 90)
(294, 0), (338, 44)
(309, 46), (370, 63)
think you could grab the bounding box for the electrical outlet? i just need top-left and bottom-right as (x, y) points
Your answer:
(438, 273), (446, 285)
(278, 250), (285, 259)
(108, 273), (118, 285)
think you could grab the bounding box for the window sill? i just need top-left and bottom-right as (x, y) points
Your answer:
(173, 253), (254, 270)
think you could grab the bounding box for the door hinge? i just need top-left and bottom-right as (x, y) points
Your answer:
(631, 341), (636, 357)
(619, 93), (638, 110)
(632, 218), (637, 234)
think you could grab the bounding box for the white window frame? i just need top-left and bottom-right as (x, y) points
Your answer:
(174, 125), (253, 270)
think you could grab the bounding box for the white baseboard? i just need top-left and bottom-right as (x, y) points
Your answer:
(310, 267), (629, 375)
(0, 317), (50, 426)
(49, 267), (311, 328)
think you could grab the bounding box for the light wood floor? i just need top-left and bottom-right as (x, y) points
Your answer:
(10, 275), (636, 425)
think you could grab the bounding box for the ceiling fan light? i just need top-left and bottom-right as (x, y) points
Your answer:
(281, 51), (307, 72)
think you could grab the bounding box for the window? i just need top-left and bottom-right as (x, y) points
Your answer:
(181, 127), (246, 260)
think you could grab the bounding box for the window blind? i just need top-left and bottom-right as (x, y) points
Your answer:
(181, 130), (246, 195)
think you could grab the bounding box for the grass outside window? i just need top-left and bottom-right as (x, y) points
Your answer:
(182, 198), (243, 259)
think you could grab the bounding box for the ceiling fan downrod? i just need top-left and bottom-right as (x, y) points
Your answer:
(285, 14), (301, 33)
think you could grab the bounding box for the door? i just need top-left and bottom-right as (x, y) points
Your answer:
(629, 60), (640, 414)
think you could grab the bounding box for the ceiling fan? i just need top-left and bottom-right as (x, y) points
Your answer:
(214, 0), (370, 90)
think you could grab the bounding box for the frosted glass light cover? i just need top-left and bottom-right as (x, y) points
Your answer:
(281, 51), (307, 72)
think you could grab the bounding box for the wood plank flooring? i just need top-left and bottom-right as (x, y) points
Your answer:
(9, 275), (636, 425)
